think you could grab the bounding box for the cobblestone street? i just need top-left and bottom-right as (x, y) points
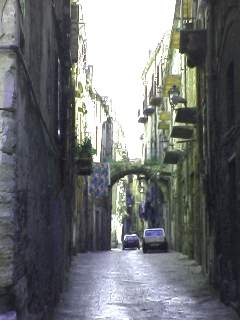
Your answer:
(53, 250), (239, 320)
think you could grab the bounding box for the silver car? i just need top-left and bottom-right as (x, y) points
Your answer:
(142, 228), (168, 253)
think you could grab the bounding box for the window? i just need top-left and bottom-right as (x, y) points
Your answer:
(145, 229), (164, 237)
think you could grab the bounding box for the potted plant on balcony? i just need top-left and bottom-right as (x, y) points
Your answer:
(74, 137), (96, 175)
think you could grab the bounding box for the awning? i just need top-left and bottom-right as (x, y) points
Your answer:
(175, 108), (197, 124)
(170, 125), (194, 139)
(163, 150), (184, 164)
(163, 75), (181, 97)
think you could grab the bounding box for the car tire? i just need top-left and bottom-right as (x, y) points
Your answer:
(142, 245), (147, 253)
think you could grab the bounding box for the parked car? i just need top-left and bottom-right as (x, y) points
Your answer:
(122, 234), (140, 250)
(142, 228), (168, 253)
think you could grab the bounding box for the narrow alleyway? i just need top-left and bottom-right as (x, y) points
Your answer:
(53, 250), (239, 320)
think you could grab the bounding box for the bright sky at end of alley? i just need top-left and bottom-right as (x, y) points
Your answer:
(80, 0), (176, 158)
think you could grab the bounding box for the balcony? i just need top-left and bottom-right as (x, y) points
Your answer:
(138, 116), (148, 124)
(149, 95), (162, 106)
(170, 125), (194, 139)
(159, 111), (171, 121)
(163, 150), (184, 164)
(175, 107), (197, 124)
(143, 105), (155, 116)
(75, 158), (93, 175)
(138, 115), (148, 124)
(138, 109), (148, 123)
(179, 29), (207, 68)
(158, 112), (171, 130)
(158, 121), (170, 130)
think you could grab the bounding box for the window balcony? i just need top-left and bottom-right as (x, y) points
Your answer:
(143, 105), (155, 116)
(138, 115), (148, 124)
(138, 109), (148, 123)
(149, 95), (162, 106)
(179, 29), (206, 68)
(170, 125), (194, 139)
(158, 121), (170, 130)
(160, 111), (171, 121)
(163, 150), (184, 164)
(175, 107), (197, 124)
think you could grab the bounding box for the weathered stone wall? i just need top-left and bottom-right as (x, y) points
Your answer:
(0, 0), (18, 318)
(0, 0), (75, 319)
(76, 177), (89, 253)
(208, 0), (240, 308)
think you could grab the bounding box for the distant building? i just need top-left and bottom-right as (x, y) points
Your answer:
(137, 33), (171, 232)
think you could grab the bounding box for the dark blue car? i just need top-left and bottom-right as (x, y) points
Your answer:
(122, 234), (140, 250)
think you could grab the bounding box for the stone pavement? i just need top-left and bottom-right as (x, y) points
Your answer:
(53, 249), (239, 319)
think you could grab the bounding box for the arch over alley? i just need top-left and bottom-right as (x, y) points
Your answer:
(110, 160), (171, 199)
(110, 160), (172, 246)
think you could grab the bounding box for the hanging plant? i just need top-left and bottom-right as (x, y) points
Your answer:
(74, 137), (96, 175)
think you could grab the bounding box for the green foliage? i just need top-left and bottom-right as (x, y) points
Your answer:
(144, 159), (160, 166)
(110, 159), (169, 186)
(75, 137), (96, 159)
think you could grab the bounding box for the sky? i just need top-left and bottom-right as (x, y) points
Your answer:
(80, 0), (176, 158)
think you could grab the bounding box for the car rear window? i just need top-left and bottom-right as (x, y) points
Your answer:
(125, 235), (138, 240)
(145, 229), (164, 237)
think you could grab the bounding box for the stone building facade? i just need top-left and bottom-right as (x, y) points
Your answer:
(73, 13), (114, 252)
(137, 35), (171, 233)
(169, 0), (240, 310)
(160, 0), (240, 311)
(0, 1), (76, 319)
(164, 0), (208, 270)
(205, 0), (240, 308)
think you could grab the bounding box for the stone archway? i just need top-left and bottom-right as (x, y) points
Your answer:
(110, 161), (170, 201)
(110, 161), (171, 238)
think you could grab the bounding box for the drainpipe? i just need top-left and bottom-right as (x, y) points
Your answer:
(206, 3), (214, 179)
(206, 1), (215, 283)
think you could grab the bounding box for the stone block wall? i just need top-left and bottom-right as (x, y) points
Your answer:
(0, 0), (75, 319)
(207, 0), (240, 308)
(0, 0), (17, 316)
